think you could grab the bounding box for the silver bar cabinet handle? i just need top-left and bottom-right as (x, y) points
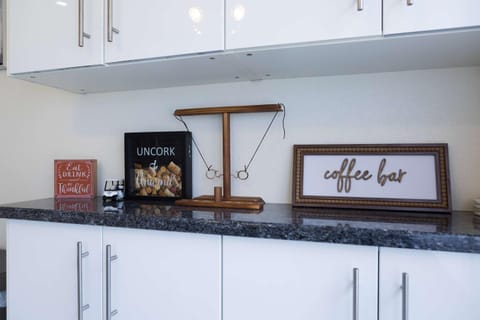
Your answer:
(357, 0), (364, 11)
(78, 0), (91, 47)
(402, 272), (409, 320)
(407, 0), (413, 6)
(106, 245), (119, 319)
(107, 0), (120, 42)
(77, 242), (90, 320)
(353, 268), (359, 320)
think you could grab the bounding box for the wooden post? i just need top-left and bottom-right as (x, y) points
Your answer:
(222, 112), (231, 200)
(214, 186), (222, 202)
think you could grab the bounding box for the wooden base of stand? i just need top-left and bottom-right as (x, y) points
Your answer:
(176, 195), (265, 210)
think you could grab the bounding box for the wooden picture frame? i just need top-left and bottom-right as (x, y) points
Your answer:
(292, 144), (451, 212)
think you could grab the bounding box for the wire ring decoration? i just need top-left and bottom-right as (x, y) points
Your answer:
(234, 165), (249, 181)
(206, 165), (223, 180)
(176, 104), (286, 181)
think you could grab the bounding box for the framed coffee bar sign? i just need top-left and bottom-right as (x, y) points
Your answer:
(292, 144), (451, 212)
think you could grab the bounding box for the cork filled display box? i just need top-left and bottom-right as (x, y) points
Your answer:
(124, 132), (192, 200)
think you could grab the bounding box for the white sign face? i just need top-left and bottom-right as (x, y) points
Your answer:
(302, 155), (438, 200)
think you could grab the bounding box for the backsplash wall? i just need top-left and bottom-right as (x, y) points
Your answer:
(0, 66), (479, 211)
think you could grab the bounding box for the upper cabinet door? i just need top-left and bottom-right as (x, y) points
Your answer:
(105, 0), (224, 63)
(384, 0), (480, 35)
(226, 0), (382, 50)
(7, 0), (104, 74)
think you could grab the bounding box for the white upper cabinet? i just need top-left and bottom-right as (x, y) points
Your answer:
(105, 0), (224, 63)
(6, 0), (480, 91)
(379, 247), (480, 320)
(7, 0), (104, 74)
(7, 0), (224, 73)
(225, 0), (382, 50)
(384, 0), (480, 35)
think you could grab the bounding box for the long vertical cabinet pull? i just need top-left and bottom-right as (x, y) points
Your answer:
(106, 245), (119, 319)
(107, 0), (120, 42)
(357, 0), (364, 11)
(78, 0), (91, 47)
(402, 273), (409, 320)
(353, 268), (360, 320)
(77, 242), (90, 320)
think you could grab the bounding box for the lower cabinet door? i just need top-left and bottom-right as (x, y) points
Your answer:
(223, 236), (378, 320)
(102, 227), (221, 320)
(379, 247), (480, 320)
(7, 220), (103, 320)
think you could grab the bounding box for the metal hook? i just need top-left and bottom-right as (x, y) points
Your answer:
(234, 166), (249, 181)
(206, 166), (222, 180)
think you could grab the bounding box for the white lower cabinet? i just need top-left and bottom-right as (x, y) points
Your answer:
(7, 220), (480, 320)
(223, 236), (379, 320)
(7, 220), (221, 320)
(7, 220), (103, 320)
(379, 247), (480, 320)
(102, 227), (221, 320)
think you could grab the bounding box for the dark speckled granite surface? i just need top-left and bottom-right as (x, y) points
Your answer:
(1, 198), (480, 254)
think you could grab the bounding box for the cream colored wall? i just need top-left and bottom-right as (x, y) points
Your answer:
(0, 67), (479, 213)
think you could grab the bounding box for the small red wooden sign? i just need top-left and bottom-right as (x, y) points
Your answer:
(54, 160), (97, 198)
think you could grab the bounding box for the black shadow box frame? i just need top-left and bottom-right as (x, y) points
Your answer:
(124, 132), (192, 201)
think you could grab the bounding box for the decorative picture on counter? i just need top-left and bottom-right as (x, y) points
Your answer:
(54, 159), (97, 198)
(292, 144), (451, 212)
(124, 132), (192, 200)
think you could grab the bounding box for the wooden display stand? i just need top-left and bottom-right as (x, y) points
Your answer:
(174, 104), (283, 210)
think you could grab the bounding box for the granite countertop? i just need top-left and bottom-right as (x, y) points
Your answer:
(1, 198), (480, 254)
